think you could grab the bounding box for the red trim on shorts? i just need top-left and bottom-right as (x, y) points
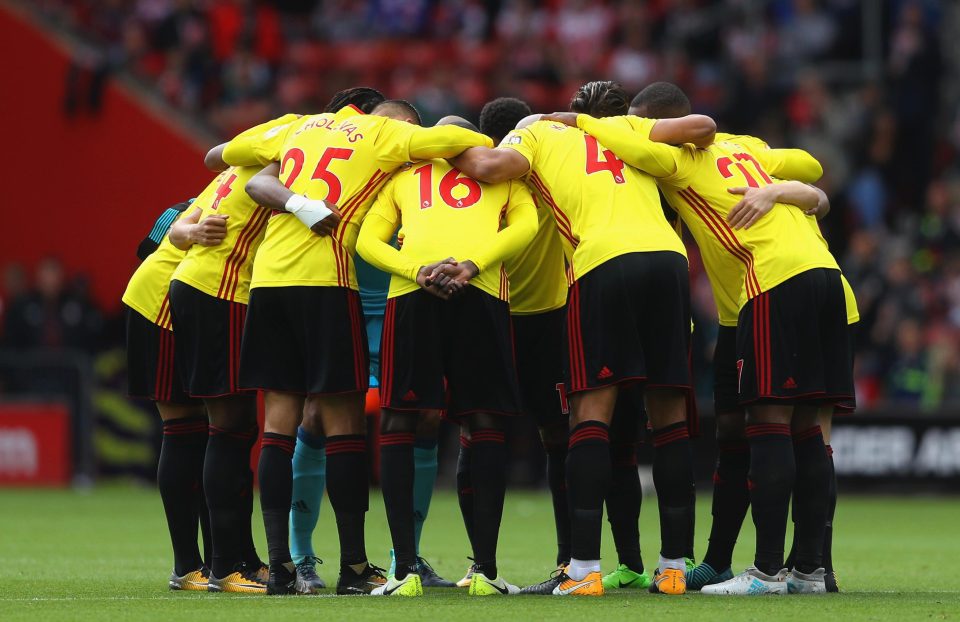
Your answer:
(566, 281), (587, 391)
(564, 375), (648, 396)
(347, 293), (365, 391)
(380, 298), (396, 407)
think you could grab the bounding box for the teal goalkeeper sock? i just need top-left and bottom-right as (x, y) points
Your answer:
(289, 428), (326, 564)
(412, 442), (439, 556)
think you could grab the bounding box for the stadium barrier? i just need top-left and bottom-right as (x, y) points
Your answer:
(0, 402), (71, 486)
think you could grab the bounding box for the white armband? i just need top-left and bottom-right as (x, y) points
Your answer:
(285, 194), (333, 229)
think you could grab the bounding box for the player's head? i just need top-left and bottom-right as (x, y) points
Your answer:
(479, 97), (532, 143)
(569, 80), (629, 118)
(629, 82), (691, 119)
(436, 115), (480, 133)
(323, 87), (385, 114)
(371, 99), (422, 125)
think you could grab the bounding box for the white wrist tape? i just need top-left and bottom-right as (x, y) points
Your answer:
(285, 194), (333, 229)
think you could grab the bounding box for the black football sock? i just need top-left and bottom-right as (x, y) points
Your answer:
(823, 445), (836, 573)
(238, 428), (261, 568)
(380, 432), (417, 578)
(566, 421), (610, 562)
(545, 443), (571, 566)
(258, 432), (296, 568)
(199, 484), (212, 569)
(204, 424), (258, 578)
(456, 435), (475, 548)
(746, 423), (795, 576)
(158, 416), (207, 576)
(703, 440), (751, 571)
(792, 425), (831, 574)
(652, 422), (696, 561)
(607, 440), (643, 573)
(470, 428), (507, 579)
(326, 435), (369, 567)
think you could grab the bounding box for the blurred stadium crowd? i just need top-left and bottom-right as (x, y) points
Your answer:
(10, 0), (960, 412)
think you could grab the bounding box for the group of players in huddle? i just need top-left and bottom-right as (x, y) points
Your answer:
(122, 79), (856, 598)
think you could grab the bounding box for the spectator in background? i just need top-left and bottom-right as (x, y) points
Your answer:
(2, 258), (102, 353)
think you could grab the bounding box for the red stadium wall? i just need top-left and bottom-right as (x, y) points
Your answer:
(0, 5), (215, 311)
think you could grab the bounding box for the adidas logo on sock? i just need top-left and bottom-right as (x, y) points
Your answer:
(782, 377), (797, 389)
(597, 366), (614, 380)
(291, 500), (310, 513)
(402, 390), (418, 401)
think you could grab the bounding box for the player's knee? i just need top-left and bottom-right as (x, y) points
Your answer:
(539, 420), (568, 449)
(467, 411), (505, 433)
(415, 409), (442, 439)
(380, 409), (419, 434)
(715, 411), (747, 442)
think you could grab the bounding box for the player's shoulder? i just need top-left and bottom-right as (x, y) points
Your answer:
(714, 132), (769, 151)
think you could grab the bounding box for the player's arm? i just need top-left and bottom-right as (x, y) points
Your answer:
(356, 193), (459, 298)
(726, 181), (827, 229)
(405, 125), (494, 160)
(648, 115), (716, 148)
(449, 147), (530, 184)
(204, 144), (229, 172)
(433, 184), (538, 287)
(572, 115), (683, 178)
(245, 162), (341, 237)
(753, 148), (823, 184)
(167, 207), (229, 250)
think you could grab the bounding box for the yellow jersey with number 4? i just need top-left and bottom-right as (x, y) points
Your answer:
(170, 166), (268, 304)
(575, 116), (837, 317)
(500, 120), (685, 282)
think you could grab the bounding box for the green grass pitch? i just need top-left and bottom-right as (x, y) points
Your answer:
(1, 487), (958, 620)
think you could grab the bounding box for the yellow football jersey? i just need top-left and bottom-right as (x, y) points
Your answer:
(222, 110), (493, 291)
(576, 115), (837, 314)
(500, 120), (686, 281)
(504, 193), (568, 315)
(357, 159), (537, 300)
(807, 217), (860, 325)
(122, 235), (184, 329)
(170, 166), (269, 304)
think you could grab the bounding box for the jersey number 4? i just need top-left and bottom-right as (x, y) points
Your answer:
(584, 135), (626, 184)
(717, 153), (772, 188)
(413, 163), (482, 209)
(281, 147), (354, 203)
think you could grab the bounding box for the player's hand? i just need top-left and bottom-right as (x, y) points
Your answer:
(191, 214), (229, 246)
(417, 258), (458, 299)
(539, 112), (579, 127)
(727, 186), (776, 230)
(309, 203), (342, 237)
(429, 260), (479, 298)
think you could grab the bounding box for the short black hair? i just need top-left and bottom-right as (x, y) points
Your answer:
(437, 116), (480, 133)
(569, 81), (629, 118)
(630, 82), (691, 119)
(323, 87), (385, 114)
(479, 97), (532, 143)
(372, 99), (422, 125)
